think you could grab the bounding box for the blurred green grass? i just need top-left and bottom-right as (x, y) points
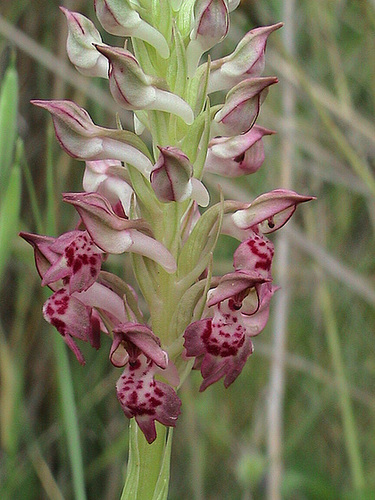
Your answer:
(1, 0), (375, 498)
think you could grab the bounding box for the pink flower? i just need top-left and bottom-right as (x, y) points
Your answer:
(232, 189), (315, 233)
(31, 100), (153, 177)
(95, 45), (194, 123)
(207, 23), (283, 93)
(20, 231), (128, 365)
(63, 192), (177, 273)
(113, 322), (181, 443)
(204, 126), (275, 177)
(184, 301), (254, 391)
(184, 230), (275, 390)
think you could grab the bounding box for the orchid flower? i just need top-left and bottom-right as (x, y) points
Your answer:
(204, 126), (275, 177)
(24, 1), (315, 491)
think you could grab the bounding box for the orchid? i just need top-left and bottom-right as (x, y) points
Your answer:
(23, 1), (314, 497)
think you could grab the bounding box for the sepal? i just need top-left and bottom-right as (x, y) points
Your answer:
(207, 23), (283, 92)
(31, 100), (153, 176)
(186, 0), (229, 75)
(212, 77), (278, 136)
(204, 126), (275, 177)
(150, 146), (193, 203)
(95, 45), (194, 124)
(60, 7), (109, 78)
(232, 189), (315, 232)
(94, 0), (170, 58)
(63, 192), (177, 273)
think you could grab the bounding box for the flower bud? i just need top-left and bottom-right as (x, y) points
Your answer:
(204, 125), (275, 177)
(94, 0), (170, 58)
(60, 7), (109, 78)
(95, 45), (194, 124)
(186, 0), (229, 75)
(232, 189), (315, 233)
(208, 23), (283, 93)
(212, 77), (278, 136)
(150, 146), (192, 203)
(150, 146), (209, 205)
(31, 100), (153, 176)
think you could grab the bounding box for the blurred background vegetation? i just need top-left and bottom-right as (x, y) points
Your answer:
(1, 0), (374, 498)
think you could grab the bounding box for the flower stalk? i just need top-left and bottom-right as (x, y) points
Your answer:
(22, 1), (314, 498)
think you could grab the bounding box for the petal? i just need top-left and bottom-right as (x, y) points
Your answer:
(43, 288), (95, 365)
(76, 281), (127, 324)
(116, 356), (182, 443)
(213, 77), (278, 136)
(206, 269), (268, 307)
(126, 230), (177, 273)
(42, 231), (103, 293)
(111, 322), (168, 369)
(60, 7), (109, 78)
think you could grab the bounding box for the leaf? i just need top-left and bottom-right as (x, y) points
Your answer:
(177, 199), (246, 282)
(166, 23), (187, 96)
(181, 104), (214, 164)
(0, 55), (18, 193)
(152, 428), (173, 500)
(0, 164), (21, 281)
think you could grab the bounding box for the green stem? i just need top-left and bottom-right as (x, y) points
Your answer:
(121, 421), (172, 500)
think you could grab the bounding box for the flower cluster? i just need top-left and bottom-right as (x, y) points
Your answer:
(22, 0), (313, 443)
